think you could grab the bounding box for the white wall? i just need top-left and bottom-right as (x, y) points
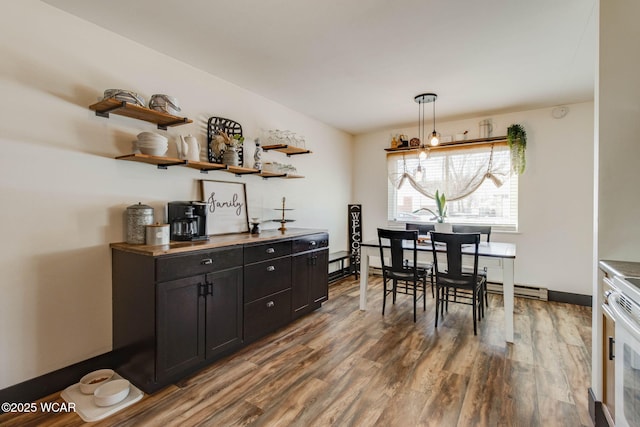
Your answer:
(354, 102), (595, 295)
(591, 0), (640, 402)
(0, 1), (353, 389)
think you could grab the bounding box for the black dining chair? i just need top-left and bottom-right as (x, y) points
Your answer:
(405, 223), (435, 296)
(452, 225), (491, 307)
(377, 228), (428, 322)
(405, 223), (435, 235)
(429, 231), (486, 335)
(451, 225), (492, 242)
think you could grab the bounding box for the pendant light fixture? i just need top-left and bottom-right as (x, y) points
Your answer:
(414, 93), (439, 159)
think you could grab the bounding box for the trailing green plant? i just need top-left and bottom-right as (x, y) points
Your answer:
(413, 190), (447, 223)
(507, 123), (527, 175)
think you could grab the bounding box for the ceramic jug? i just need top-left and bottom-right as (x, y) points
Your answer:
(180, 135), (200, 161)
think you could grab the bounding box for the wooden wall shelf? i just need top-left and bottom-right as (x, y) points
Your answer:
(116, 153), (187, 169)
(89, 99), (193, 130)
(114, 154), (303, 178)
(384, 136), (508, 152)
(262, 144), (312, 156)
(183, 160), (228, 172)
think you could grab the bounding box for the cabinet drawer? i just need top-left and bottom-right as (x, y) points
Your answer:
(244, 241), (291, 264)
(244, 289), (291, 341)
(244, 256), (291, 302)
(156, 246), (243, 282)
(292, 233), (329, 253)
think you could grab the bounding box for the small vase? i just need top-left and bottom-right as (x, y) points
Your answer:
(222, 146), (239, 166)
(434, 223), (452, 233)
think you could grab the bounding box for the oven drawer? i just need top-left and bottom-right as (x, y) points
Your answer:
(244, 241), (292, 264)
(244, 289), (291, 341)
(244, 256), (291, 302)
(156, 246), (243, 282)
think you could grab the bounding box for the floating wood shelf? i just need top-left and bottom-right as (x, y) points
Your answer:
(258, 171), (304, 179)
(262, 144), (312, 156)
(115, 153), (187, 169)
(226, 165), (261, 176)
(89, 99), (193, 130)
(115, 154), (304, 178)
(183, 160), (228, 172)
(384, 136), (508, 152)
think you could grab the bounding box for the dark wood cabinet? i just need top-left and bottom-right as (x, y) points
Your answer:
(205, 268), (243, 358)
(243, 240), (292, 342)
(292, 233), (329, 319)
(156, 266), (244, 383)
(111, 229), (328, 393)
(112, 245), (243, 392)
(156, 275), (205, 382)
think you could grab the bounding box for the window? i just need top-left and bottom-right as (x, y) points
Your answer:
(387, 143), (518, 230)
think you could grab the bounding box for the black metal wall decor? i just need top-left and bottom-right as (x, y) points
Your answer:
(207, 117), (244, 165)
(348, 204), (362, 275)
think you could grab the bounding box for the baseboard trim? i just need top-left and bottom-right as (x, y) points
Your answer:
(589, 387), (611, 427)
(0, 352), (114, 409)
(548, 290), (592, 307)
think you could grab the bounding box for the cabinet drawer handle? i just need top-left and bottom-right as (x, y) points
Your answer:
(266, 265), (275, 272)
(609, 336), (615, 360)
(266, 301), (275, 308)
(201, 258), (213, 265)
(266, 248), (275, 254)
(310, 241), (317, 247)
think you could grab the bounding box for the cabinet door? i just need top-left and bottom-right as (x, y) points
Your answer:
(292, 249), (329, 319)
(310, 249), (329, 304)
(292, 253), (311, 316)
(603, 309), (616, 422)
(205, 267), (243, 359)
(156, 276), (205, 382)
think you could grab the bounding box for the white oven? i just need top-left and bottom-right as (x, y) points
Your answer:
(610, 276), (640, 427)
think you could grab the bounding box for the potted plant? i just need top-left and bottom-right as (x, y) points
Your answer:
(413, 190), (449, 231)
(507, 124), (527, 175)
(213, 131), (245, 166)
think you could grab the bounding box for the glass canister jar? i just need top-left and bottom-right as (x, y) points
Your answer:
(126, 202), (154, 244)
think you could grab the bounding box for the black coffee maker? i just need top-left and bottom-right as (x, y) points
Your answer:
(167, 201), (208, 241)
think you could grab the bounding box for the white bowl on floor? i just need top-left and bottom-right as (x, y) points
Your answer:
(79, 369), (114, 394)
(93, 379), (130, 407)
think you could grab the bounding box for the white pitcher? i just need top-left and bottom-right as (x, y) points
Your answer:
(180, 135), (200, 161)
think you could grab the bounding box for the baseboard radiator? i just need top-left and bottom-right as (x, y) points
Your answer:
(369, 267), (548, 301)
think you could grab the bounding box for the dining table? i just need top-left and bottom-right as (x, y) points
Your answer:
(358, 238), (517, 343)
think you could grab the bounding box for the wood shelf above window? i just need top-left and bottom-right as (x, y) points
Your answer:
(384, 136), (508, 152)
(262, 144), (312, 156)
(89, 98), (193, 130)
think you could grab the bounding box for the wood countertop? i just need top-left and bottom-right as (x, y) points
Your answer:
(110, 228), (328, 257)
(599, 259), (640, 278)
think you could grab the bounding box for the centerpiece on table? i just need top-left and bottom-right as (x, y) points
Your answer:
(413, 190), (451, 232)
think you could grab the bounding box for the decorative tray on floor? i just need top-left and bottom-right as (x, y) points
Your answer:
(61, 373), (144, 422)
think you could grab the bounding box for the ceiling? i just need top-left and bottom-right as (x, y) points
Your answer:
(43, 0), (597, 135)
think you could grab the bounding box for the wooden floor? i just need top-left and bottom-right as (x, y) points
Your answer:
(0, 275), (593, 427)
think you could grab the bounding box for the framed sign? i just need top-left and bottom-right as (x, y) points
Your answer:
(199, 180), (249, 235)
(348, 204), (362, 274)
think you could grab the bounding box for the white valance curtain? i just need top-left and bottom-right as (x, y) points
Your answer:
(387, 143), (511, 201)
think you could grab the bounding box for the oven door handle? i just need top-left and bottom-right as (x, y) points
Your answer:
(609, 291), (640, 338)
